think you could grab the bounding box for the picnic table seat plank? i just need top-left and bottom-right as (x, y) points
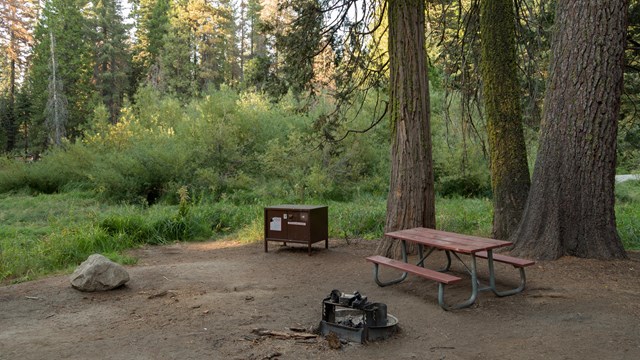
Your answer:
(366, 255), (462, 284)
(475, 251), (535, 268)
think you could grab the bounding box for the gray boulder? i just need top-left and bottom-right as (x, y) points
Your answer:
(70, 254), (130, 291)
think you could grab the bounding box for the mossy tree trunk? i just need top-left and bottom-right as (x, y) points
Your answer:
(510, 0), (628, 260)
(376, 0), (435, 258)
(480, 0), (531, 240)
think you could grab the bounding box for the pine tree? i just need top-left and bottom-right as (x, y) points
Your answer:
(0, 0), (38, 152)
(159, 0), (239, 94)
(158, 0), (197, 97)
(28, 0), (94, 147)
(131, 0), (170, 89)
(275, 0), (322, 95)
(86, 0), (131, 123)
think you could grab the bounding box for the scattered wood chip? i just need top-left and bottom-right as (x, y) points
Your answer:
(288, 327), (308, 333)
(430, 346), (455, 350)
(325, 332), (341, 349)
(25, 296), (42, 300)
(148, 290), (169, 299)
(295, 338), (317, 344)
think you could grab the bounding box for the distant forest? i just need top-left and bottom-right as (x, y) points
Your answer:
(0, 1), (636, 167)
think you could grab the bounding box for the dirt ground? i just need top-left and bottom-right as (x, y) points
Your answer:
(1, 238), (639, 360)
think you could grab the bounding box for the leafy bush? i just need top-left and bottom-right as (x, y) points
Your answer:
(437, 172), (492, 198)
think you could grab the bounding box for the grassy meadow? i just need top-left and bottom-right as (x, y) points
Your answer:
(1, 183), (638, 284)
(1, 89), (638, 284)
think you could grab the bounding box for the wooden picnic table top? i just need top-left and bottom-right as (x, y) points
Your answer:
(384, 227), (512, 254)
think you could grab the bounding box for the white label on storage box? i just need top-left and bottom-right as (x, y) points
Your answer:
(288, 222), (306, 226)
(270, 217), (282, 231)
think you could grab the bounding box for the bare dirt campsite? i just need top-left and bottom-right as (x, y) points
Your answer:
(1, 239), (639, 360)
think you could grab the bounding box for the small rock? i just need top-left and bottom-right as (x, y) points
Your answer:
(70, 254), (130, 292)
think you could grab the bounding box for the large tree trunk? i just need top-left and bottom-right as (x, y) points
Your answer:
(510, 0), (628, 260)
(376, 0), (435, 258)
(480, 0), (530, 240)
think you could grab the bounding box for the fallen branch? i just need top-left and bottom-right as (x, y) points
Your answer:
(251, 328), (318, 340)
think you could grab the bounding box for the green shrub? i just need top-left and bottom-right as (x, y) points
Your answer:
(437, 173), (492, 198)
(0, 146), (93, 194)
(0, 157), (28, 193)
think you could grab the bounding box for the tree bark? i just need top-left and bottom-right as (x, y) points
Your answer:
(376, 0), (435, 258)
(480, 0), (530, 240)
(510, 0), (628, 260)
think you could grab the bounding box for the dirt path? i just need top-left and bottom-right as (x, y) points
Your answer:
(1, 239), (639, 360)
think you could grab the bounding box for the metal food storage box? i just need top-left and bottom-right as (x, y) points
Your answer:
(264, 205), (328, 255)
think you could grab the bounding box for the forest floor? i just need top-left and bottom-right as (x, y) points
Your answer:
(1, 238), (639, 360)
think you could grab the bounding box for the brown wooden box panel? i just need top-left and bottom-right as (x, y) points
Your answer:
(264, 205), (328, 255)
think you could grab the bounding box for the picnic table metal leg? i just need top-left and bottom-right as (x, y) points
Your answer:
(372, 240), (409, 287)
(416, 246), (437, 268)
(440, 250), (452, 272)
(438, 254), (479, 311)
(486, 250), (527, 296)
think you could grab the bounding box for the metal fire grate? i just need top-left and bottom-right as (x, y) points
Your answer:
(319, 290), (398, 343)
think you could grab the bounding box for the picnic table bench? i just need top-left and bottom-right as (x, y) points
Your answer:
(366, 227), (535, 310)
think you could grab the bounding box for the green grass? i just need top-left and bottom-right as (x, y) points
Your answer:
(436, 197), (493, 237)
(1, 187), (639, 284)
(616, 180), (640, 250)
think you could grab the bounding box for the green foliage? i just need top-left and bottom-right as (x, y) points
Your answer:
(86, 0), (131, 123)
(436, 197), (493, 237)
(616, 180), (640, 204)
(615, 180), (640, 250)
(430, 91), (493, 198)
(0, 89), (390, 204)
(3, 180), (640, 284)
(328, 196), (386, 240)
(131, 0), (170, 90)
(437, 172), (492, 198)
(28, 0), (95, 144)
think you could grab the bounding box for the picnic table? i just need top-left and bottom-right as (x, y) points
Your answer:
(366, 227), (534, 310)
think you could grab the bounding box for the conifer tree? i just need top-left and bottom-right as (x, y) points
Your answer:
(131, 0), (170, 89)
(86, 0), (130, 123)
(28, 0), (94, 146)
(0, 0), (37, 151)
